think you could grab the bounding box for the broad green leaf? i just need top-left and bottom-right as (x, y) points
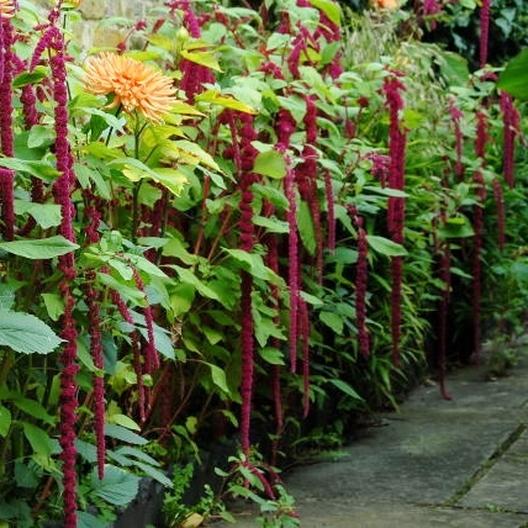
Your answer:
(0, 311), (63, 354)
(14, 201), (62, 229)
(108, 414), (140, 432)
(438, 51), (469, 86)
(254, 150), (286, 179)
(13, 398), (55, 425)
(259, 346), (285, 365)
(12, 67), (47, 88)
(298, 201), (316, 256)
(329, 379), (363, 401)
(224, 249), (281, 284)
(0, 158), (59, 180)
(180, 49), (222, 72)
(90, 465), (140, 506)
(0, 236), (79, 260)
(22, 423), (54, 457)
(207, 363), (229, 394)
(41, 294), (65, 322)
(172, 265), (221, 301)
(27, 126), (54, 149)
(497, 48), (528, 100)
(0, 405), (11, 437)
(310, 0), (341, 25)
(366, 235), (407, 257)
(151, 168), (188, 196)
(319, 311), (344, 334)
(78, 512), (108, 528)
(196, 90), (257, 114)
(105, 424), (148, 445)
(132, 460), (173, 487)
(253, 215), (289, 234)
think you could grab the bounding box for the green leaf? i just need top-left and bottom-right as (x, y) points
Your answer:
(14, 201), (62, 229)
(132, 461), (173, 488)
(319, 311), (344, 334)
(208, 363), (230, 394)
(366, 235), (407, 257)
(180, 49), (222, 72)
(259, 346), (285, 365)
(105, 424), (148, 445)
(78, 512), (108, 528)
(172, 266), (220, 301)
(0, 311), (63, 354)
(0, 405), (11, 437)
(0, 236), (79, 260)
(0, 158), (59, 180)
(196, 90), (257, 114)
(41, 293), (65, 322)
(27, 126), (55, 149)
(253, 150), (286, 179)
(253, 215), (289, 234)
(298, 201), (316, 256)
(108, 414), (140, 432)
(224, 249), (281, 284)
(12, 67), (47, 88)
(329, 379), (363, 401)
(437, 51), (469, 86)
(22, 423), (54, 457)
(90, 465), (140, 506)
(310, 0), (341, 25)
(497, 48), (528, 100)
(13, 398), (55, 425)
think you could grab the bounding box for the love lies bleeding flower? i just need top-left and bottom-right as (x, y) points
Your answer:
(0, 0), (15, 18)
(83, 52), (177, 122)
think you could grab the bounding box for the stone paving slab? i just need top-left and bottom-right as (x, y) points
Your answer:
(217, 346), (528, 527)
(460, 430), (528, 514)
(224, 503), (527, 528)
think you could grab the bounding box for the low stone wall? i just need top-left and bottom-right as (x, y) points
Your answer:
(33, 0), (164, 48)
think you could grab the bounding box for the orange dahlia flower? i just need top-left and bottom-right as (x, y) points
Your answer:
(0, 0), (15, 18)
(373, 0), (399, 9)
(84, 53), (177, 123)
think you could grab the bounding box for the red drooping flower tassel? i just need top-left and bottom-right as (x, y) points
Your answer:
(83, 194), (107, 479)
(276, 109), (299, 372)
(349, 206), (370, 359)
(324, 171), (336, 252)
(499, 91), (520, 189)
(437, 237), (452, 400)
(383, 74), (407, 367)
(479, 0), (491, 68)
(492, 178), (505, 250)
(299, 298), (310, 418)
(111, 290), (146, 422)
(230, 112), (259, 455)
(171, 0), (215, 101)
(448, 99), (464, 180)
(132, 268), (159, 374)
(472, 109), (489, 364)
(36, 23), (80, 527)
(296, 95), (323, 282)
(0, 16), (15, 241)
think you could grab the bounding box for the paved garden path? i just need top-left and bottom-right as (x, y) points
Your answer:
(226, 341), (528, 527)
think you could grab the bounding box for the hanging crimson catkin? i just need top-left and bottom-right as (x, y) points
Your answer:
(324, 171), (336, 252)
(499, 91), (520, 189)
(349, 206), (370, 359)
(479, 0), (491, 68)
(231, 112), (259, 455)
(492, 178), (505, 250)
(448, 99), (464, 180)
(0, 15), (15, 240)
(472, 110), (488, 364)
(132, 268), (159, 374)
(111, 290), (145, 422)
(32, 22), (80, 527)
(383, 74), (407, 367)
(437, 238), (452, 400)
(299, 298), (310, 418)
(84, 195), (106, 479)
(276, 109), (299, 372)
